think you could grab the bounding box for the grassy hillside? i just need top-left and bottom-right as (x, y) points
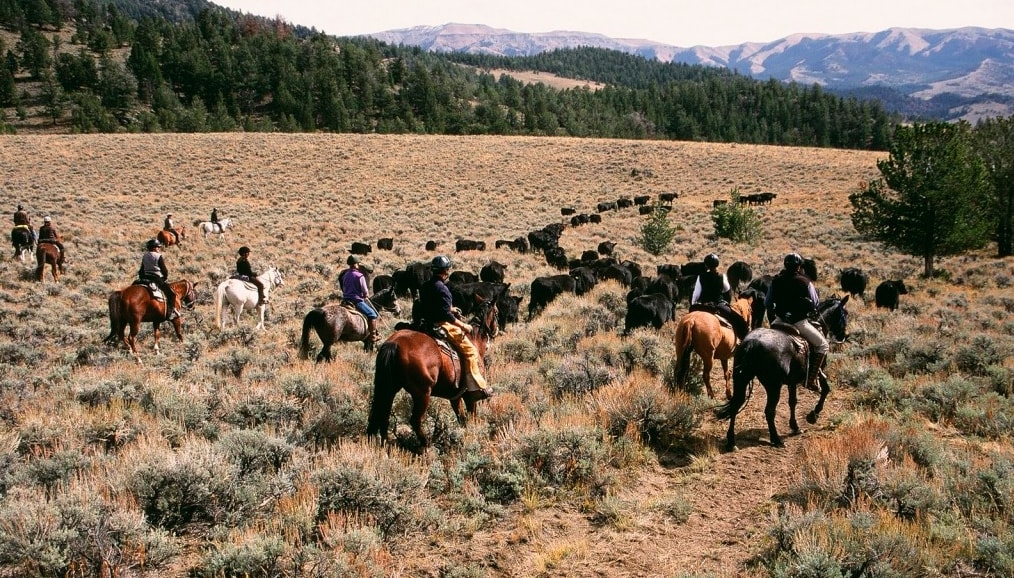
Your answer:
(0, 134), (1011, 577)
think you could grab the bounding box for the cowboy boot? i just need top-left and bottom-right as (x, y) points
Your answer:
(805, 350), (827, 392)
(367, 318), (381, 343)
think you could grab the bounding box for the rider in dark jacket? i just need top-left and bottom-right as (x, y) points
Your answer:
(12, 204), (36, 244)
(765, 252), (828, 391)
(37, 216), (66, 260)
(236, 246), (266, 306)
(690, 253), (749, 339)
(138, 239), (179, 321)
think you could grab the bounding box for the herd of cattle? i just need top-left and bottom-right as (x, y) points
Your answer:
(347, 210), (910, 338)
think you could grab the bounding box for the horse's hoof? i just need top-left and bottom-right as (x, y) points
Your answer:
(805, 412), (818, 424)
(771, 438), (785, 448)
(724, 442), (738, 452)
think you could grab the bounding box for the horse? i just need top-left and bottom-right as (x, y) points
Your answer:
(193, 218), (233, 240)
(672, 295), (754, 400)
(156, 226), (186, 247)
(297, 288), (403, 360)
(104, 279), (199, 362)
(366, 296), (500, 449)
(715, 296), (850, 451)
(10, 226), (34, 261)
(213, 267), (285, 330)
(35, 242), (64, 282)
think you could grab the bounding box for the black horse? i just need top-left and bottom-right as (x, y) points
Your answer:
(10, 226), (34, 261)
(715, 296), (850, 451)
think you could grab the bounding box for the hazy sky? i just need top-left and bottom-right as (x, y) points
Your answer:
(212, 0), (1014, 46)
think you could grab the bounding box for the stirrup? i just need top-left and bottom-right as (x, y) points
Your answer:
(368, 331), (381, 343)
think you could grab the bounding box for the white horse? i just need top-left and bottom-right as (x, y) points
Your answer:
(193, 218), (234, 240)
(214, 267), (285, 330)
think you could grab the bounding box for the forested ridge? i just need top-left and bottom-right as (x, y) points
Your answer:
(0, 0), (894, 148)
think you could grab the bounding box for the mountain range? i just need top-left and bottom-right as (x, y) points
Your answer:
(367, 23), (1014, 121)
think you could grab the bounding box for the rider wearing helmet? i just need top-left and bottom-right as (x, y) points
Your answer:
(342, 255), (380, 343)
(765, 252), (828, 391)
(236, 246), (266, 306)
(37, 216), (66, 260)
(163, 213), (179, 245)
(417, 255), (493, 400)
(691, 253), (749, 339)
(138, 239), (179, 321)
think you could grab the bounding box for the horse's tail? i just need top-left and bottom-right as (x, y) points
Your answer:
(673, 317), (694, 389)
(366, 341), (401, 439)
(298, 309), (324, 360)
(214, 282), (227, 330)
(715, 337), (757, 420)
(105, 291), (122, 344)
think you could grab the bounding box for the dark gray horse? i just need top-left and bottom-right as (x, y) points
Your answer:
(715, 296), (850, 451)
(298, 288), (402, 360)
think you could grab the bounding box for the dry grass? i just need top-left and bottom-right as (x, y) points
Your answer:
(0, 134), (1012, 577)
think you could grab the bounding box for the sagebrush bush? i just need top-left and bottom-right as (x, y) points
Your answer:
(514, 426), (608, 492)
(199, 530), (286, 578)
(711, 190), (762, 243)
(636, 201), (677, 255)
(593, 374), (703, 451)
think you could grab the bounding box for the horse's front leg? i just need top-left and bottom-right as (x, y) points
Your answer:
(806, 372), (831, 425)
(171, 317), (184, 342)
(788, 382), (800, 434)
(450, 397), (466, 426)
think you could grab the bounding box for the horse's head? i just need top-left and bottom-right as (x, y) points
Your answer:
(818, 295), (850, 343)
(180, 280), (199, 310)
(269, 267), (285, 288)
(371, 287), (402, 316)
(732, 294), (753, 328)
(470, 296), (500, 340)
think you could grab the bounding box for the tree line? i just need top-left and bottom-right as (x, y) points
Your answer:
(1, 1), (894, 147)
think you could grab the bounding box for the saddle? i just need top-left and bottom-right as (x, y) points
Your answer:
(689, 302), (737, 332)
(771, 321), (808, 353)
(229, 274), (258, 289)
(393, 320), (467, 391)
(132, 279), (165, 301)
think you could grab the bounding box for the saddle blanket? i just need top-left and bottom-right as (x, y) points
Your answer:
(132, 280), (165, 301)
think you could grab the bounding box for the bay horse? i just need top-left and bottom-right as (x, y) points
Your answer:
(193, 218), (233, 240)
(367, 296), (500, 449)
(298, 288), (403, 360)
(715, 296), (850, 451)
(156, 226), (186, 247)
(672, 295), (754, 400)
(214, 267), (285, 330)
(104, 279), (199, 362)
(35, 242), (64, 281)
(11, 226), (34, 261)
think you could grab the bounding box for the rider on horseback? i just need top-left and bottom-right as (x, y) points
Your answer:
(138, 239), (180, 321)
(37, 216), (65, 259)
(690, 253), (749, 340)
(417, 255), (493, 400)
(163, 213), (180, 245)
(13, 204), (36, 245)
(342, 255), (381, 343)
(210, 208), (220, 232)
(236, 246), (266, 306)
(765, 252), (828, 391)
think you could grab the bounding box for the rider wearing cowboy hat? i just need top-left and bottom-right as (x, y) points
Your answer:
(342, 255), (381, 343)
(139, 238), (180, 321)
(416, 255), (493, 400)
(236, 246), (267, 306)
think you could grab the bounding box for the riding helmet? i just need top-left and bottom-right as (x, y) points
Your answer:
(43, 216), (51, 223)
(238, 246), (251, 255)
(347, 255), (361, 266)
(784, 252), (803, 270)
(147, 239), (161, 250)
(16, 204), (22, 210)
(431, 255), (452, 271)
(704, 253), (720, 269)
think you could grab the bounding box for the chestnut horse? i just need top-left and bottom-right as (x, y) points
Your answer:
(35, 242), (64, 282)
(104, 279), (198, 362)
(715, 296), (850, 451)
(672, 295), (753, 399)
(366, 296), (500, 449)
(156, 227), (186, 247)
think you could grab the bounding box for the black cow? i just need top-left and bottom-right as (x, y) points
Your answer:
(840, 268), (869, 298)
(511, 236), (529, 253)
(745, 274), (773, 328)
(645, 274), (680, 302)
(681, 261), (707, 278)
(392, 261), (431, 299)
(620, 260), (643, 280)
(625, 294), (675, 333)
(581, 249), (599, 262)
(713, 199), (728, 207)
(638, 205), (654, 215)
(561, 207), (577, 216)
(545, 246), (569, 270)
(528, 229), (560, 253)
(598, 241), (616, 256)
(676, 274), (699, 305)
(372, 274), (394, 294)
(659, 192), (678, 204)
(449, 281), (509, 316)
(529, 274), (576, 319)
(633, 195), (650, 205)
(350, 241), (372, 256)
(802, 258), (819, 282)
(376, 238), (394, 251)
(726, 261), (753, 292)
(425, 240), (439, 251)
(599, 263), (633, 287)
(495, 239), (513, 250)
(480, 260), (507, 283)
(875, 280), (908, 311)
(657, 264), (681, 279)
(449, 270), (478, 284)
(616, 197), (633, 208)
(455, 239), (486, 252)
(596, 201), (618, 213)
(589, 214), (602, 224)
(569, 266), (598, 296)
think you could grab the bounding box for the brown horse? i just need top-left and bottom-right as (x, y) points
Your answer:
(35, 242), (64, 282)
(104, 279), (198, 362)
(366, 296), (500, 449)
(156, 227), (185, 247)
(673, 295), (753, 399)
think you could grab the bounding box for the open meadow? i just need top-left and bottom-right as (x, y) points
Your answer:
(0, 134), (1012, 577)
